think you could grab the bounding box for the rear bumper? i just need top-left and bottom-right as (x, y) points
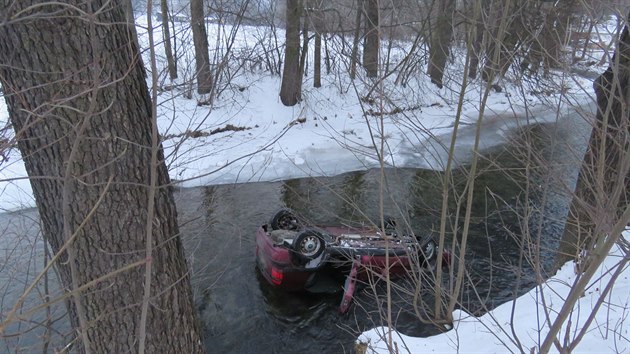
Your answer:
(256, 226), (319, 291)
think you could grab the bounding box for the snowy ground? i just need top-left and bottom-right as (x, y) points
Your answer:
(0, 15), (602, 210)
(1, 15), (628, 353)
(0, 56), (594, 211)
(359, 242), (629, 353)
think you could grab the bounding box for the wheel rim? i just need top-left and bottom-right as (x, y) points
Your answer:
(424, 240), (436, 259)
(298, 235), (321, 257)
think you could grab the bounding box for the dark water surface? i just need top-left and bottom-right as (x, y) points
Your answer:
(176, 118), (590, 353)
(0, 116), (591, 353)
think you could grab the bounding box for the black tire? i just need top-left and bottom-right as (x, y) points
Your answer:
(292, 229), (325, 260)
(270, 208), (300, 230)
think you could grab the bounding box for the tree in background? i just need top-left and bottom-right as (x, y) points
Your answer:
(349, 0), (363, 81)
(543, 0), (575, 71)
(298, 0), (310, 94)
(162, 0), (178, 80)
(191, 0), (213, 94)
(280, 0), (302, 106)
(481, 0), (518, 83)
(363, 0), (379, 78)
(428, 0), (455, 88)
(0, 0), (203, 352)
(467, 0), (487, 80)
(310, 0), (324, 88)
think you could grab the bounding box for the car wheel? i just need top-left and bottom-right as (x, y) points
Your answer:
(270, 208), (300, 230)
(422, 239), (436, 261)
(292, 229), (325, 260)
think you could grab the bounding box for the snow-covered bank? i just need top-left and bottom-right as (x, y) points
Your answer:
(0, 15), (598, 211)
(358, 241), (629, 353)
(0, 78), (588, 211)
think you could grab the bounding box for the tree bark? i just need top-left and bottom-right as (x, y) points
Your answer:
(162, 0), (178, 80)
(124, 0), (141, 50)
(349, 0), (363, 81)
(324, 35), (331, 75)
(481, 0), (518, 82)
(543, 17), (630, 354)
(363, 0), (379, 78)
(0, 1), (204, 352)
(468, 0), (486, 80)
(559, 11), (630, 266)
(299, 4), (309, 84)
(280, 0), (302, 106)
(428, 0), (455, 88)
(312, 1), (322, 88)
(191, 0), (213, 94)
(314, 30), (322, 87)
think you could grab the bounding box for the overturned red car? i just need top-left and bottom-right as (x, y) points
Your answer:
(255, 208), (443, 313)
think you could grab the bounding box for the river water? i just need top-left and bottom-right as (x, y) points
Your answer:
(0, 112), (592, 353)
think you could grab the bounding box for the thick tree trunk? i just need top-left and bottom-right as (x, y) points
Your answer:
(162, 0), (178, 80)
(428, 0), (455, 88)
(559, 13), (630, 265)
(363, 0), (379, 78)
(280, 0), (302, 106)
(191, 0), (213, 94)
(543, 14), (630, 352)
(0, 1), (203, 353)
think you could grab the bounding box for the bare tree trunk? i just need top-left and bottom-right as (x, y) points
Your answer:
(482, 0), (517, 82)
(191, 0), (213, 94)
(578, 20), (596, 61)
(428, 0), (455, 88)
(350, 0), (363, 80)
(324, 35), (332, 74)
(299, 4), (309, 82)
(558, 12), (630, 266)
(162, 0), (178, 80)
(468, 0), (486, 80)
(0, 1), (203, 353)
(280, 0), (302, 106)
(544, 16), (630, 353)
(312, 1), (322, 88)
(363, 0), (379, 78)
(314, 31), (322, 87)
